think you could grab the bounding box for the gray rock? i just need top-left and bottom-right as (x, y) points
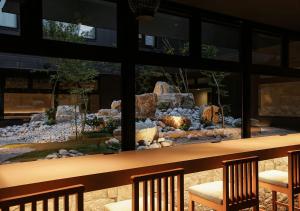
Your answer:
(46, 153), (59, 159)
(69, 150), (80, 154)
(58, 149), (69, 155)
(149, 142), (162, 149)
(56, 105), (79, 122)
(160, 140), (173, 147)
(153, 81), (179, 96)
(137, 146), (149, 150)
(232, 118), (242, 127)
(30, 113), (46, 123)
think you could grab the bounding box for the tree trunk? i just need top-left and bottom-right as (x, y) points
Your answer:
(212, 73), (225, 128)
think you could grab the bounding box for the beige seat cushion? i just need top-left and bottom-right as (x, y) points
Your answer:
(104, 199), (133, 211)
(188, 181), (223, 205)
(104, 197), (164, 211)
(259, 170), (288, 188)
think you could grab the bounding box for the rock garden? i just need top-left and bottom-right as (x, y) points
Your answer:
(0, 81), (294, 164)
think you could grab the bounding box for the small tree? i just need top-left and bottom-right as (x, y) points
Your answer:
(201, 44), (230, 128)
(44, 20), (99, 138)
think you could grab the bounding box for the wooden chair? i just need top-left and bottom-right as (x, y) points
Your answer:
(104, 168), (184, 211)
(188, 156), (259, 211)
(259, 150), (300, 211)
(0, 184), (84, 211)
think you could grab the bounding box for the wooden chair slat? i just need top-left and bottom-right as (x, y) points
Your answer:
(64, 195), (69, 211)
(240, 163), (244, 201)
(150, 179), (155, 211)
(77, 192), (84, 211)
(234, 163), (239, 202)
(157, 178), (162, 211)
(32, 201), (37, 211)
(54, 197), (59, 211)
(249, 162), (253, 198)
(20, 203), (25, 211)
(43, 199), (48, 211)
(177, 174), (184, 211)
(163, 177), (168, 211)
(132, 182), (139, 211)
(143, 181), (148, 211)
(230, 165), (234, 202)
(170, 176), (175, 211)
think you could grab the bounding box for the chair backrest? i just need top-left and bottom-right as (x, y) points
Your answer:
(131, 168), (184, 211)
(289, 150), (300, 194)
(222, 156), (259, 210)
(0, 184), (84, 211)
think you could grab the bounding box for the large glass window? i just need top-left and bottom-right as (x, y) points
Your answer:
(42, 0), (117, 47)
(135, 65), (242, 150)
(202, 21), (240, 61)
(289, 39), (300, 69)
(0, 52), (121, 164)
(0, 0), (19, 35)
(252, 32), (281, 66)
(251, 75), (300, 137)
(139, 13), (189, 56)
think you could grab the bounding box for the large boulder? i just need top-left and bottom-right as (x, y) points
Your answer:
(136, 127), (159, 144)
(136, 93), (157, 119)
(135, 119), (159, 144)
(56, 105), (79, 122)
(199, 105), (220, 125)
(157, 93), (195, 108)
(98, 109), (119, 117)
(153, 81), (179, 96)
(161, 115), (191, 129)
(111, 100), (121, 111)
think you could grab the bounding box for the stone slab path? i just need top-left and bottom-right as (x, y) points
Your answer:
(0, 147), (34, 163)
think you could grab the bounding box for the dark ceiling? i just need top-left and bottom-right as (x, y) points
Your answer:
(174, 0), (300, 32)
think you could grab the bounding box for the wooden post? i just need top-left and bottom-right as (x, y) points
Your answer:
(240, 22), (252, 138)
(117, 0), (138, 151)
(0, 76), (4, 121)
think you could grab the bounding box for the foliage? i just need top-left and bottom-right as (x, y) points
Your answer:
(100, 118), (118, 134)
(179, 124), (190, 131)
(45, 20), (100, 138)
(45, 108), (56, 125)
(136, 65), (175, 94)
(85, 117), (104, 130)
(157, 102), (170, 110)
(201, 44), (230, 128)
(81, 131), (112, 138)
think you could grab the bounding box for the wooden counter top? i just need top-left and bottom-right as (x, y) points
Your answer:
(1, 134), (300, 198)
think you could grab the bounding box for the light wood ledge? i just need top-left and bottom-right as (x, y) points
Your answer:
(1, 133), (300, 198)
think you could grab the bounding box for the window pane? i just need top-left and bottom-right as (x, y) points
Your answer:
(252, 32), (281, 66)
(289, 40), (300, 69)
(139, 13), (189, 56)
(251, 75), (300, 137)
(0, 0), (19, 35)
(42, 0), (117, 47)
(0, 52), (121, 164)
(202, 21), (240, 61)
(135, 65), (242, 150)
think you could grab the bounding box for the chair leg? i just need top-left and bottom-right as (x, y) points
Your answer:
(288, 191), (294, 211)
(252, 204), (259, 211)
(188, 199), (195, 211)
(272, 191), (277, 211)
